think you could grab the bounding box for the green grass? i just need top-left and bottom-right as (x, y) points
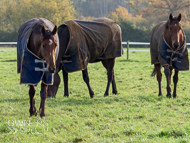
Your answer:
(1, 48), (190, 142)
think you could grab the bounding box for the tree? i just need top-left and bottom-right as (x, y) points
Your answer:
(0, 0), (75, 41)
(71, 0), (129, 18)
(126, 0), (190, 24)
(0, 0), (75, 33)
(108, 5), (143, 23)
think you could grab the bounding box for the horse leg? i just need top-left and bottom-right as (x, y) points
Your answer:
(82, 68), (94, 98)
(112, 70), (117, 94)
(62, 68), (69, 97)
(173, 69), (179, 98)
(39, 82), (48, 118)
(47, 73), (61, 98)
(155, 64), (162, 96)
(169, 66), (173, 90)
(163, 65), (172, 98)
(29, 85), (37, 116)
(102, 58), (115, 96)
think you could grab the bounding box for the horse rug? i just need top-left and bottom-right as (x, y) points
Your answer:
(159, 38), (189, 70)
(17, 18), (59, 85)
(59, 18), (123, 73)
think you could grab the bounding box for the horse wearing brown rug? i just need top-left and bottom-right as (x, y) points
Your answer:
(17, 18), (58, 117)
(48, 17), (123, 98)
(150, 14), (189, 98)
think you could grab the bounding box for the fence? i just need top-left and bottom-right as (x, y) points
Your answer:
(1, 41), (190, 45)
(0, 42), (150, 45)
(1, 41), (190, 60)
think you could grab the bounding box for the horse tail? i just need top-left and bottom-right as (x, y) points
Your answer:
(151, 67), (157, 77)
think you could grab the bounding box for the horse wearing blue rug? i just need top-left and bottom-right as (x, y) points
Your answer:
(17, 18), (59, 117)
(48, 17), (123, 98)
(150, 14), (189, 98)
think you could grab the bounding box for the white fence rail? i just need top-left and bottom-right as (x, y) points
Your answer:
(1, 41), (190, 46)
(0, 42), (17, 45)
(0, 42), (150, 45)
(122, 42), (190, 46)
(122, 42), (150, 45)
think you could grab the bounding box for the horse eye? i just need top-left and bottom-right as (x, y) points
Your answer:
(170, 27), (172, 30)
(43, 45), (45, 48)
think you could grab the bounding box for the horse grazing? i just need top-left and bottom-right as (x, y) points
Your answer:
(150, 13), (189, 98)
(17, 18), (58, 117)
(48, 18), (123, 98)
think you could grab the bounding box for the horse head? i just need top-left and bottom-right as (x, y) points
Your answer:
(164, 13), (184, 50)
(41, 25), (58, 73)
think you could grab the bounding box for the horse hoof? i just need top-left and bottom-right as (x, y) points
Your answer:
(29, 107), (37, 117)
(166, 94), (171, 98)
(173, 94), (177, 98)
(64, 94), (69, 97)
(90, 94), (94, 98)
(112, 91), (117, 95)
(40, 114), (45, 118)
(29, 112), (37, 117)
(40, 113), (45, 118)
(90, 92), (94, 98)
(158, 94), (163, 96)
(104, 93), (109, 97)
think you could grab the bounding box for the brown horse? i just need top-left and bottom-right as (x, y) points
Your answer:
(150, 13), (189, 98)
(48, 18), (123, 98)
(17, 18), (58, 117)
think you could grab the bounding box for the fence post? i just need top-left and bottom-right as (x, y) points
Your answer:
(127, 40), (129, 60)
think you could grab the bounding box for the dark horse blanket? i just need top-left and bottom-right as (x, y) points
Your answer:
(58, 18), (123, 72)
(150, 21), (189, 71)
(17, 18), (59, 85)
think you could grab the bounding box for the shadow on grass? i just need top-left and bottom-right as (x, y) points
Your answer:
(148, 130), (185, 139)
(137, 95), (164, 102)
(1, 59), (17, 62)
(0, 98), (28, 103)
(119, 59), (139, 62)
(47, 95), (127, 107)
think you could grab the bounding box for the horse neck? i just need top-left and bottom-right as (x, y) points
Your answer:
(56, 26), (70, 71)
(179, 30), (185, 47)
(27, 32), (43, 58)
(59, 26), (69, 57)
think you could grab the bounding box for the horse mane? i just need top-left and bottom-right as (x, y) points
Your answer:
(32, 19), (52, 39)
(18, 18), (50, 38)
(32, 19), (54, 41)
(165, 17), (180, 29)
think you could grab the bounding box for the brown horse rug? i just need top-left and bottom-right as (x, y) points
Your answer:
(150, 21), (189, 71)
(58, 18), (123, 72)
(17, 18), (59, 85)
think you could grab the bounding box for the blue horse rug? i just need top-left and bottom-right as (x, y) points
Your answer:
(17, 18), (59, 85)
(159, 38), (189, 71)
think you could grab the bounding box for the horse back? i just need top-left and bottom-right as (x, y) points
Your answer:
(58, 18), (123, 73)
(150, 21), (166, 64)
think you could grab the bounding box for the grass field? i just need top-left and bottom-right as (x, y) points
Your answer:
(1, 47), (190, 142)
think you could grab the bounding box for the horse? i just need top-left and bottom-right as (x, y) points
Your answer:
(150, 13), (189, 98)
(17, 18), (58, 117)
(47, 18), (123, 98)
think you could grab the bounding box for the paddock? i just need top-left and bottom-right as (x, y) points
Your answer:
(0, 47), (190, 142)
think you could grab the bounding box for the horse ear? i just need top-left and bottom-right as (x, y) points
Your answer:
(41, 26), (46, 35)
(169, 13), (173, 22)
(178, 13), (182, 22)
(52, 25), (57, 35)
